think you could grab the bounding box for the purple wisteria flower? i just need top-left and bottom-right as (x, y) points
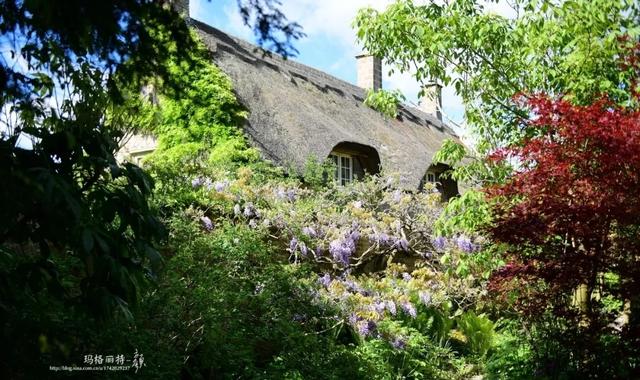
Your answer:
(329, 237), (356, 266)
(402, 272), (412, 281)
(213, 180), (229, 192)
(299, 241), (308, 257)
(456, 236), (476, 253)
(302, 226), (317, 238)
(344, 279), (365, 294)
(373, 300), (386, 315)
(233, 204), (241, 216)
(419, 291), (432, 306)
(318, 273), (331, 287)
(192, 177), (205, 188)
(243, 202), (256, 218)
(392, 189), (403, 203)
(394, 237), (409, 252)
(433, 236), (447, 251)
(369, 232), (392, 246)
(275, 188), (297, 202)
(287, 190), (296, 202)
(386, 300), (397, 315)
(353, 200), (363, 209)
(357, 320), (377, 337)
(391, 337), (406, 350)
(400, 301), (417, 318)
(289, 237), (298, 253)
(200, 216), (213, 231)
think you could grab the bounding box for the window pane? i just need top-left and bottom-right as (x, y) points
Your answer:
(329, 153), (354, 186)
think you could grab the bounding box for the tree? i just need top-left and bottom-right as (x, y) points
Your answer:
(486, 85), (640, 376)
(0, 0), (302, 376)
(355, 0), (639, 172)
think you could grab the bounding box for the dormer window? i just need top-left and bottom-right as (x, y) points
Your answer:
(421, 164), (459, 201)
(330, 153), (353, 185)
(327, 142), (381, 186)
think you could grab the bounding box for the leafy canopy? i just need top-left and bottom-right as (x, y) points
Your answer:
(0, 0), (304, 319)
(355, 0), (639, 153)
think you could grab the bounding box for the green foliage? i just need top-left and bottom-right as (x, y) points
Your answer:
(147, 216), (365, 378)
(357, 0), (640, 240)
(485, 322), (537, 380)
(364, 88), (406, 119)
(302, 155), (336, 189)
(141, 35), (270, 214)
(1, 5), (181, 377)
(145, 36), (258, 162)
(87, 37), (492, 377)
(0, 1), (525, 377)
(355, 0), (639, 152)
(435, 190), (491, 236)
(455, 312), (495, 357)
(0, 0), (303, 377)
(146, 164), (495, 377)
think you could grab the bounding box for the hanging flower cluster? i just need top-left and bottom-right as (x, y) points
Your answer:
(185, 171), (487, 348)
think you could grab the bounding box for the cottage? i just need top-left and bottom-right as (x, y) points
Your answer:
(120, 3), (462, 199)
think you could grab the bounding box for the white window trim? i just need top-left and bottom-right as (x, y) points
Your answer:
(329, 152), (353, 185)
(130, 149), (155, 166)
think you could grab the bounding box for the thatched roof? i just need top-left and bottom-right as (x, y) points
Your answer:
(192, 19), (460, 188)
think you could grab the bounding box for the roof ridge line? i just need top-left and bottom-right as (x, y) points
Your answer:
(190, 18), (458, 137)
(190, 19), (368, 94)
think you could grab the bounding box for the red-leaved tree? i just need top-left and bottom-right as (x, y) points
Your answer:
(487, 93), (640, 320)
(486, 40), (640, 332)
(484, 39), (640, 377)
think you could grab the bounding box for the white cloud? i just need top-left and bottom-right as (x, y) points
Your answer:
(483, 0), (519, 18)
(221, 2), (253, 40)
(277, 0), (393, 52)
(189, 0), (204, 20)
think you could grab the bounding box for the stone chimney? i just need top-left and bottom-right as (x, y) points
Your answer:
(418, 83), (442, 121)
(356, 54), (382, 91)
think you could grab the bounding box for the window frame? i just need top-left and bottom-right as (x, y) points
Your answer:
(329, 152), (353, 185)
(130, 149), (155, 166)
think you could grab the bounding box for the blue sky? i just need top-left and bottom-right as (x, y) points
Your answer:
(189, 0), (515, 134)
